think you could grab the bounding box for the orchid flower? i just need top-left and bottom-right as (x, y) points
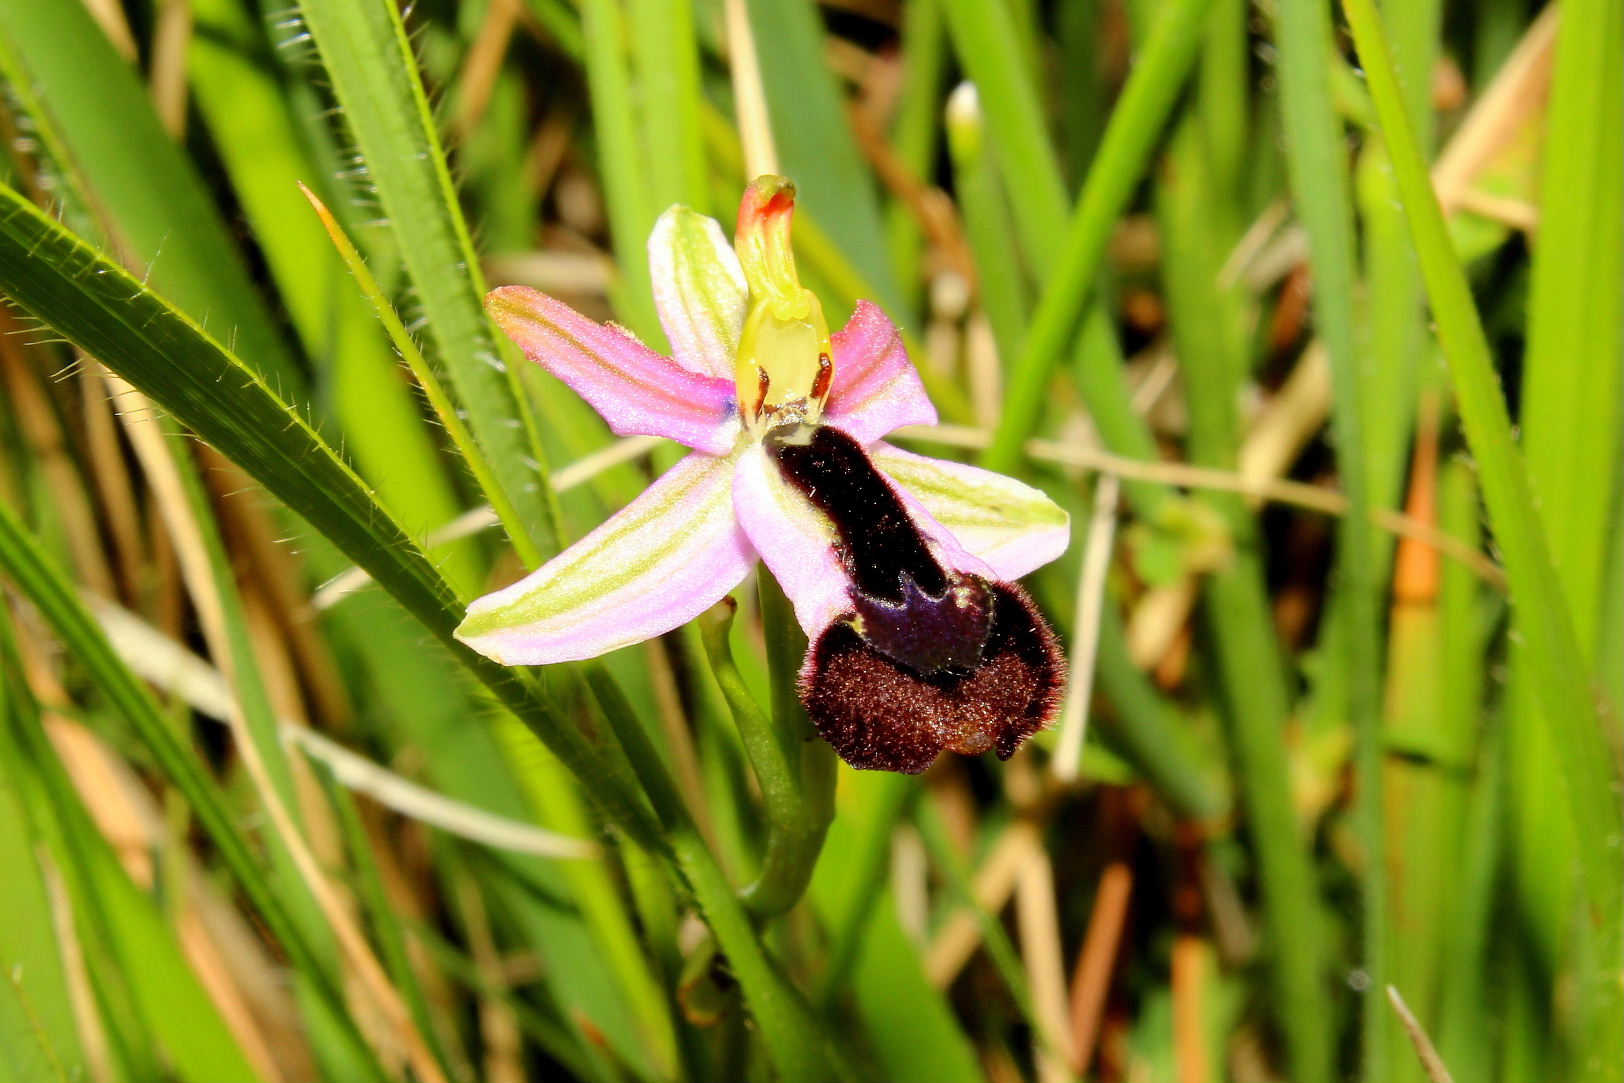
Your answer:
(456, 177), (1069, 774)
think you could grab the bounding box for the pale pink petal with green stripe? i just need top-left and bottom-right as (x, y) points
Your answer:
(648, 207), (748, 380)
(487, 285), (739, 454)
(456, 454), (752, 665)
(872, 442), (1071, 581)
(823, 301), (937, 445)
(731, 443), (851, 636)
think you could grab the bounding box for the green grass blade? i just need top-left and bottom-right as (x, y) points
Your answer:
(945, 84), (1032, 374)
(580, 0), (663, 341)
(0, 725), (265, 1083)
(185, 0), (478, 590)
(1509, 1), (1623, 1070)
(0, 971), (69, 1083)
(301, 185), (543, 571)
(1086, 605), (1228, 821)
(1340, 4), (1624, 1071)
(0, 183), (662, 849)
(297, 0), (561, 555)
(934, 1), (1234, 819)
(0, 0), (298, 385)
(1159, 119), (1334, 1081)
(0, 747), (83, 1083)
(0, 183), (458, 632)
(744, 0), (902, 316)
(0, 571), (266, 1083)
(980, 0), (1214, 473)
(317, 771), (465, 1082)
(1198, 0), (1250, 224)
(1427, 456), (1496, 1082)
(488, 722), (683, 1079)
(883, 0), (946, 305)
(1520, 0), (1622, 660)
(0, 499), (388, 1079)
(629, 0), (707, 213)
(938, 0), (1185, 495)
(937, 0), (1069, 234)
(1271, 1), (1387, 1075)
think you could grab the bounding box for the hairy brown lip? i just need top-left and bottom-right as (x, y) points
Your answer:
(766, 422), (1066, 773)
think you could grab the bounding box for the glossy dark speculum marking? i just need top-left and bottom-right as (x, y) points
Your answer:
(764, 422), (1066, 774)
(764, 421), (946, 602)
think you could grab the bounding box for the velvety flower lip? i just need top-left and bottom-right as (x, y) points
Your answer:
(456, 177), (1071, 773)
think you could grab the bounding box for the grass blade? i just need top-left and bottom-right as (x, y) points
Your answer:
(0, 182), (662, 849)
(579, 0), (663, 340)
(0, 502), (377, 1080)
(1159, 120), (1333, 1081)
(0, 747), (83, 1083)
(980, 0), (1214, 472)
(1272, 0), (1387, 1074)
(297, 0), (561, 555)
(1519, 0), (1623, 638)
(185, 0), (478, 588)
(1340, 5), (1624, 1072)
(0, 0), (297, 385)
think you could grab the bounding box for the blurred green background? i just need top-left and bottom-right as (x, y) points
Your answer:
(0, 0), (1617, 1081)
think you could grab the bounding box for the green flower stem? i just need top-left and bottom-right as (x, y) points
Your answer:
(700, 592), (834, 920)
(670, 827), (845, 1083)
(759, 576), (839, 856)
(562, 663), (844, 1081)
(300, 185), (544, 572)
(580, 618), (841, 1080)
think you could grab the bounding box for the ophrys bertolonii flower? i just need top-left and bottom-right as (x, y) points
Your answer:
(456, 177), (1069, 773)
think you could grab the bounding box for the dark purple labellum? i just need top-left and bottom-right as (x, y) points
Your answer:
(764, 423), (1066, 774)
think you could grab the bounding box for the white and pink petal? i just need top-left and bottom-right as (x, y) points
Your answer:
(871, 443), (1070, 581)
(731, 443), (851, 637)
(487, 285), (739, 455)
(456, 454), (752, 665)
(822, 301), (937, 446)
(648, 207), (748, 380)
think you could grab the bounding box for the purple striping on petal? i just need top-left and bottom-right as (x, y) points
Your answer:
(487, 285), (740, 455)
(822, 301), (937, 446)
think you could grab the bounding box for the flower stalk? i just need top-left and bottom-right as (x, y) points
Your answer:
(699, 588), (835, 919)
